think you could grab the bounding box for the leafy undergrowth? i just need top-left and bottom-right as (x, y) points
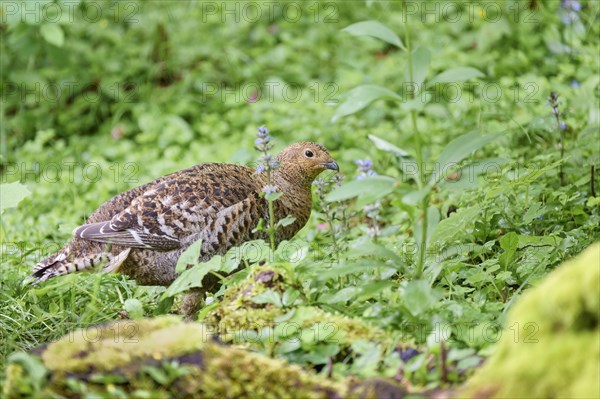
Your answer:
(1, 0), (599, 392)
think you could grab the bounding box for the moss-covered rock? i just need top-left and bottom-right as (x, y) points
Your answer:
(4, 316), (346, 398)
(207, 265), (394, 350)
(203, 264), (413, 378)
(4, 315), (415, 398)
(461, 242), (600, 398)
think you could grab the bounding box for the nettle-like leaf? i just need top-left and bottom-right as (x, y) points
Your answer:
(332, 85), (402, 122)
(341, 20), (405, 49)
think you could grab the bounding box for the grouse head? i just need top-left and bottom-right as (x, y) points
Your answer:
(276, 142), (339, 184)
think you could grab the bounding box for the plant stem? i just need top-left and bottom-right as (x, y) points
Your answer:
(268, 199), (276, 252)
(266, 169), (276, 252)
(404, 1), (428, 278)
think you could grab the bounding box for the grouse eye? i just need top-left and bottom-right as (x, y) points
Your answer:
(304, 150), (314, 158)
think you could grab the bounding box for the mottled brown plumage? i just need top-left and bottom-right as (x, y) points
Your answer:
(31, 142), (338, 287)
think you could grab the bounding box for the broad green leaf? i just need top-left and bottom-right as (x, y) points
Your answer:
(1, 182), (32, 213)
(7, 352), (48, 391)
(429, 67), (485, 85)
(341, 20), (405, 49)
(252, 289), (283, 307)
(175, 239), (202, 273)
(326, 175), (396, 204)
(411, 46), (431, 90)
(282, 288), (300, 306)
(347, 241), (403, 264)
(402, 186), (431, 206)
(499, 232), (519, 269)
(428, 205), (482, 246)
(401, 97), (428, 111)
(40, 24), (64, 47)
(368, 134), (410, 157)
(522, 201), (544, 222)
(403, 279), (441, 316)
(277, 215), (296, 227)
(123, 298), (144, 319)
(276, 338), (302, 354)
(517, 235), (559, 249)
(323, 287), (359, 304)
(358, 280), (395, 298)
(332, 85), (402, 122)
(265, 191), (283, 201)
(162, 256), (221, 299)
(430, 131), (503, 185)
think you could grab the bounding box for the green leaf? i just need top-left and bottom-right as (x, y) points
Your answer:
(347, 241), (403, 265)
(411, 47), (431, 90)
(332, 85), (402, 122)
(341, 20), (405, 49)
(323, 287), (359, 304)
(368, 134), (410, 157)
(429, 67), (485, 85)
(40, 24), (64, 47)
(142, 366), (170, 385)
(265, 191), (283, 201)
(499, 232), (519, 269)
(277, 215), (296, 227)
(252, 289), (282, 307)
(516, 235), (559, 249)
(403, 279), (441, 316)
(425, 206), (440, 244)
(430, 130), (503, 185)
(282, 288), (300, 306)
(123, 298), (144, 319)
(402, 186), (431, 206)
(175, 239), (202, 273)
(162, 256), (222, 299)
(326, 176), (396, 204)
(358, 281), (394, 298)
(522, 201), (543, 222)
(0, 182), (32, 213)
(7, 352), (48, 392)
(428, 205), (482, 246)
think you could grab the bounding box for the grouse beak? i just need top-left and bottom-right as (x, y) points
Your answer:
(322, 161), (339, 172)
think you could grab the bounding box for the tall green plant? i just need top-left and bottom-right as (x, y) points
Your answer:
(329, 13), (500, 279)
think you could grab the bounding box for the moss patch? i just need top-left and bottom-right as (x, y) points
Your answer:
(4, 316), (349, 398)
(461, 242), (600, 398)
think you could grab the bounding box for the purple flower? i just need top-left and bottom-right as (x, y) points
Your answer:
(255, 126), (277, 170)
(355, 159), (377, 179)
(263, 184), (278, 195)
(257, 126), (269, 138)
(560, 0), (581, 24)
(561, 0), (581, 11)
